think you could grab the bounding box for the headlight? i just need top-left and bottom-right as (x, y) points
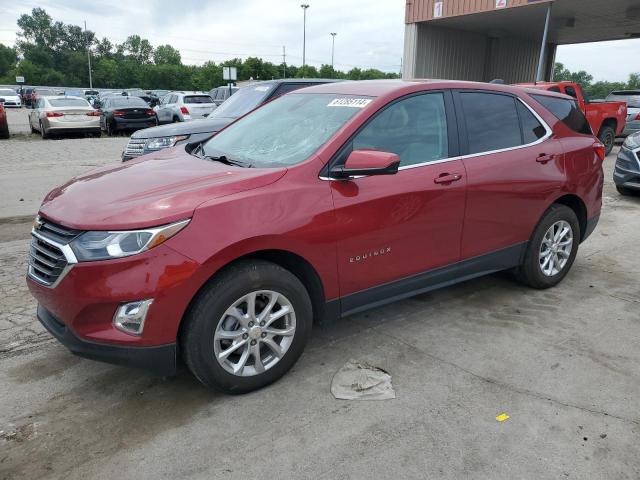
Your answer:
(623, 133), (640, 150)
(145, 135), (189, 151)
(70, 219), (190, 261)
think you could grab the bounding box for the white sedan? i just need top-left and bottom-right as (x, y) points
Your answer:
(0, 88), (22, 108)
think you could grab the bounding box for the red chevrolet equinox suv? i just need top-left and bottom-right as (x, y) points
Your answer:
(27, 80), (604, 393)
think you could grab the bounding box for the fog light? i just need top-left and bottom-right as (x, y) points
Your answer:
(113, 299), (153, 335)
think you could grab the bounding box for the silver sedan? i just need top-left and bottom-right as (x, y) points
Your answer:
(28, 96), (101, 139)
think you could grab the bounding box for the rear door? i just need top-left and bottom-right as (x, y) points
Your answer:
(455, 90), (565, 260)
(156, 95), (175, 122)
(330, 91), (467, 310)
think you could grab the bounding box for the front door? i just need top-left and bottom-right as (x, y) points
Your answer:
(329, 91), (467, 311)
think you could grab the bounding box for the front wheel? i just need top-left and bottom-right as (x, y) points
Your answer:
(616, 185), (638, 196)
(598, 126), (615, 156)
(181, 260), (313, 393)
(514, 204), (580, 289)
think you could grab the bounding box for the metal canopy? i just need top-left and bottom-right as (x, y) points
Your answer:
(425, 0), (640, 45)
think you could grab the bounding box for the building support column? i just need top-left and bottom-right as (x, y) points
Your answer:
(536, 3), (552, 81)
(402, 23), (418, 79)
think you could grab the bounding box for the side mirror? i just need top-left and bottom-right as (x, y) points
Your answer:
(330, 150), (400, 179)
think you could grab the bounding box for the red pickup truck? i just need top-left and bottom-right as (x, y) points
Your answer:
(517, 81), (627, 155)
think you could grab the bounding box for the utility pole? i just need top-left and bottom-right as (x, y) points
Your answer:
(301, 4), (309, 74)
(330, 32), (337, 72)
(282, 45), (287, 78)
(84, 21), (93, 89)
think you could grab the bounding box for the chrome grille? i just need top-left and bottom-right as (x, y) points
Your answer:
(27, 218), (81, 287)
(124, 138), (146, 157)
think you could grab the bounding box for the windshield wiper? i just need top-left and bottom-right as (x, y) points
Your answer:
(192, 145), (251, 168)
(202, 154), (252, 168)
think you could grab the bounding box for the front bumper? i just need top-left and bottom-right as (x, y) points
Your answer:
(37, 304), (177, 375)
(27, 240), (201, 348)
(613, 146), (640, 190)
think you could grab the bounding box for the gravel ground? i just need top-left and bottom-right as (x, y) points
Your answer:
(0, 108), (128, 218)
(0, 114), (639, 480)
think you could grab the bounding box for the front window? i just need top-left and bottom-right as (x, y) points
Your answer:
(211, 83), (274, 119)
(352, 93), (449, 167)
(202, 93), (370, 167)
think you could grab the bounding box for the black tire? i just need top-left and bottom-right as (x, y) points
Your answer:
(106, 120), (114, 136)
(39, 121), (48, 139)
(172, 116), (180, 123)
(598, 126), (615, 156)
(0, 126), (9, 139)
(616, 185), (638, 196)
(514, 204), (580, 289)
(29, 119), (36, 134)
(181, 260), (313, 393)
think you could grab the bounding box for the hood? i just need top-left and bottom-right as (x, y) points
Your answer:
(39, 147), (286, 230)
(131, 116), (234, 139)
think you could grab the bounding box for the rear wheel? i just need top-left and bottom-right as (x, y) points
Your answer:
(172, 115), (180, 123)
(515, 204), (580, 289)
(39, 121), (48, 139)
(106, 120), (115, 136)
(598, 126), (615, 156)
(181, 260), (313, 393)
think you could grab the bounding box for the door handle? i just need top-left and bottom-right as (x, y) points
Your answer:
(434, 173), (463, 185)
(536, 154), (555, 164)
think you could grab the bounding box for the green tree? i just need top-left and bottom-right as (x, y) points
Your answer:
(0, 44), (18, 77)
(120, 35), (154, 64)
(628, 73), (640, 90)
(153, 45), (181, 65)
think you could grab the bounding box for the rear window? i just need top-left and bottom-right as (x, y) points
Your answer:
(49, 98), (90, 107)
(184, 95), (213, 104)
(460, 92), (522, 154)
(111, 97), (148, 108)
(532, 94), (592, 135)
(606, 91), (640, 108)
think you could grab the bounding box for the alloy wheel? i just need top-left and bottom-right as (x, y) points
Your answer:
(539, 220), (573, 277)
(213, 290), (297, 377)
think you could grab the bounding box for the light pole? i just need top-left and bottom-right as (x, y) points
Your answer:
(84, 21), (93, 89)
(301, 4), (309, 73)
(330, 32), (337, 71)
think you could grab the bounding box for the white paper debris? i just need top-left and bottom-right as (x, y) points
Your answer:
(331, 359), (396, 400)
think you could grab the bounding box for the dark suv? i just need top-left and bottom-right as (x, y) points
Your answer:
(122, 79), (340, 161)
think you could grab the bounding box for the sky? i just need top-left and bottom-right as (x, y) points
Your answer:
(0, 0), (638, 82)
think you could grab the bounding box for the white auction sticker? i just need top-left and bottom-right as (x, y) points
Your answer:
(327, 98), (372, 108)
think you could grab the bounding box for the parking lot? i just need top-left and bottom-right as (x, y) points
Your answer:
(1, 107), (639, 479)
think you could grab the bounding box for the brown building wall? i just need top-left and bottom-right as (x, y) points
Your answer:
(405, 0), (553, 23)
